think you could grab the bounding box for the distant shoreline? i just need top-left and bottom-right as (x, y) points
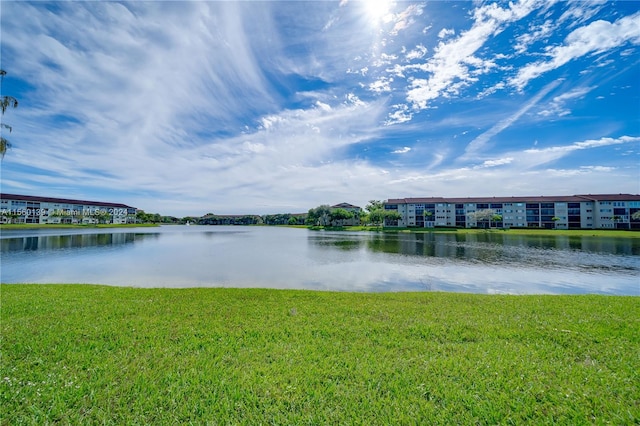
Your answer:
(2, 222), (639, 238)
(0, 223), (159, 230)
(301, 225), (640, 238)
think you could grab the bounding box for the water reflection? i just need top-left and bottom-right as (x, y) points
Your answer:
(1, 232), (158, 252)
(310, 234), (364, 251)
(345, 232), (640, 277)
(1, 227), (638, 294)
(362, 232), (640, 257)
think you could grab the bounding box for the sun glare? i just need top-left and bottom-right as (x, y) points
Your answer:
(364, 0), (393, 23)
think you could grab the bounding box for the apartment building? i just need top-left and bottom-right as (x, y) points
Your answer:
(0, 193), (137, 225)
(331, 202), (362, 226)
(383, 194), (640, 230)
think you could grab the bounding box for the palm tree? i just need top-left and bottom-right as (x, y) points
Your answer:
(612, 215), (622, 229)
(1, 69), (19, 159)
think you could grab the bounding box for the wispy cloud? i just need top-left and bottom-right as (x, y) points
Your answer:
(392, 147), (412, 154)
(524, 135), (640, 155)
(395, 1), (540, 110)
(510, 12), (640, 90)
(514, 19), (555, 54)
(537, 86), (594, 117)
(463, 79), (561, 158)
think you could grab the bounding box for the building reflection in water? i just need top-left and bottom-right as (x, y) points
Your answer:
(1, 233), (159, 252)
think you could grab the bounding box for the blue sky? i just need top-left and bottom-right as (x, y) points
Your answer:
(1, 1), (639, 216)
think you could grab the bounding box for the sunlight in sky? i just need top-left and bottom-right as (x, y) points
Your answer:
(363, 0), (393, 24)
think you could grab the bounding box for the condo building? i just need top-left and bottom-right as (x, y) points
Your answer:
(0, 193), (137, 225)
(331, 202), (362, 226)
(383, 194), (640, 230)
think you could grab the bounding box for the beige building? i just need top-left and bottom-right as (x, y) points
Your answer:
(331, 202), (362, 226)
(0, 193), (137, 225)
(384, 194), (640, 230)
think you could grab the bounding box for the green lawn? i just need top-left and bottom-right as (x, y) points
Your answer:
(1, 285), (638, 424)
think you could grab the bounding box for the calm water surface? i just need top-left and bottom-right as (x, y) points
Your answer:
(1, 226), (638, 294)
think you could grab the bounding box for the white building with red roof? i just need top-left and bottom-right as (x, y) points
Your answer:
(0, 193), (137, 224)
(383, 194), (640, 229)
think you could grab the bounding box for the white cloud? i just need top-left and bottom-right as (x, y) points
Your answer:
(385, 104), (413, 125)
(463, 79), (560, 158)
(381, 133), (637, 200)
(400, 1), (540, 110)
(242, 141), (266, 153)
(384, 161), (635, 200)
(369, 77), (393, 93)
(316, 101), (332, 112)
(511, 12), (640, 90)
(557, 1), (607, 28)
(405, 44), (427, 61)
(505, 135), (640, 170)
(514, 19), (554, 54)
(478, 157), (514, 168)
(344, 93), (365, 106)
(392, 147), (412, 154)
(580, 165), (615, 172)
(390, 4), (424, 35)
(537, 86), (594, 117)
(524, 135), (640, 154)
(438, 28), (455, 39)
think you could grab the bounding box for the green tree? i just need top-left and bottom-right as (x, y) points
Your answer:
(365, 200), (384, 213)
(369, 210), (386, 228)
(423, 210), (434, 227)
(329, 208), (354, 226)
(287, 217), (298, 226)
(95, 210), (112, 224)
(136, 210), (152, 223)
(1, 70), (19, 159)
(307, 205), (332, 226)
(2, 211), (20, 224)
(182, 216), (199, 224)
(467, 209), (496, 229)
(365, 200), (389, 228)
(384, 210), (402, 227)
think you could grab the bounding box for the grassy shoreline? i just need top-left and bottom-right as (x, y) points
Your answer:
(2, 285), (638, 424)
(306, 225), (640, 238)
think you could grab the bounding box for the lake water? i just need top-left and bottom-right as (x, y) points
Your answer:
(1, 226), (639, 294)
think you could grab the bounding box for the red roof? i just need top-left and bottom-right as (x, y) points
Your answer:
(0, 193), (135, 209)
(575, 194), (640, 201)
(386, 194), (640, 204)
(331, 202), (361, 209)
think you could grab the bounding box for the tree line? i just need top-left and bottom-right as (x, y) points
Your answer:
(306, 201), (401, 227)
(134, 200), (404, 228)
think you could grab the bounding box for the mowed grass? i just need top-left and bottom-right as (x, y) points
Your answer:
(1, 285), (638, 424)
